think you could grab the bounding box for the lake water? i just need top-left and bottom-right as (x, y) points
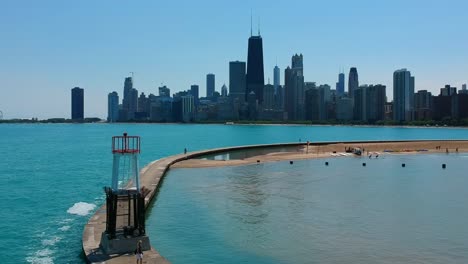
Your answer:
(149, 154), (468, 264)
(1, 124), (468, 263)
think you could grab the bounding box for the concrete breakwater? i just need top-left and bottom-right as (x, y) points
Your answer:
(82, 140), (468, 263)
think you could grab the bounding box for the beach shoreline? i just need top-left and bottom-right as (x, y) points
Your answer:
(172, 140), (468, 168)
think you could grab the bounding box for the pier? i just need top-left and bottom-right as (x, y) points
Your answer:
(82, 139), (468, 263)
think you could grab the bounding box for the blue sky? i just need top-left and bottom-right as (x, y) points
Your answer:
(1, 0), (467, 119)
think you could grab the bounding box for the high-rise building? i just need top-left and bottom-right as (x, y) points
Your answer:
(274, 65), (280, 94)
(336, 72), (345, 96)
(190, 85), (199, 106)
(221, 84), (228, 97)
(292, 54), (303, 75)
(127, 88), (138, 120)
(71, 87), (84, 120)
(393, 69), (415, 121)
(348, 67), (359, 98)
(414, 90), (432, 120)
(275, 85), (284, 110)
(206, 73), (215, 98)
(107, 91), (119, 122)
(263, 84), (275, 110)
(122, 77), (133, 110)
(229, 61), (246, 103)
(353, 84), (386, 122)
(367, 84), (386, 122)
(304, 88), (320, 121)
(137, 92), (146, 113)
(440, 85), (457, 96)
(119, 77), (134, 121)
(460, 84), (468, 95)
(181, 95), (194, 122)
(159, 86), (170, 97)
(318, 84), (331, 120)
(246, 33), (264, 103)
(284, 67), (293, 118)
(284, 54), (305, 120)
(336, 97), (353, 120)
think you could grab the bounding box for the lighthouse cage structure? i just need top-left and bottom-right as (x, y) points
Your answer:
(100, 133), (151, 254)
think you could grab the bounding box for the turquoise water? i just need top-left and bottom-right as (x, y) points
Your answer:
(1, 124), (468, 263)
(149, 154), (468, 264)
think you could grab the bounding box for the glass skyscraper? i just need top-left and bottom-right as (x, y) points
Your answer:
(393, 69), (415, 122)
(71, 87), (84, 120)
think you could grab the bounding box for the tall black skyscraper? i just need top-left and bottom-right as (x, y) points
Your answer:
(206, 74), (215, 98)
(122, 77), (133, 110)
(348, 67), (359, 98)
(229, 61), (246, 103)
(336, 72), (345, 96)
(71, 87), (84, 120)
(246, 32), (264, 103)
(190, 85), (199, 106)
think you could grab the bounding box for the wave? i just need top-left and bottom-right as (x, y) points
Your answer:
(66, 202), (96, 216)
(42, 236), (61, 246)
(26, 248), (54, 264)
(58, 225), (70, 231)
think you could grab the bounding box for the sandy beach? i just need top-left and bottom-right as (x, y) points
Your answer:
(172, 140), (468, 168)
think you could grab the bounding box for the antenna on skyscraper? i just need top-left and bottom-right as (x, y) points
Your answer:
(250, 11), (253, 36)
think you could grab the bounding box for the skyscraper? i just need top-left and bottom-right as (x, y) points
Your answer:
(71, 87), (84, 120)
(221, 84), (228, 97)
(414, 90), (432, 120)
(246, 33), (264, 103)
(229, 61), (246, 103)
(107, 91), (119, 122)
(284, 54), (305, 120)
(336, 72), (345, 96)
(440, 85), (457, 96)
(122, 77), (133, 110)
(263, 84), (275, 110)
(127, 88), (138, 120)
(159, 86), (170, 97)
(291, 54), (303, 75)
(393, 69), (415, 122)
(206, 74), (215, 98)
(274, 65), (280, 93)
(354, 84), (386, 122)
(348, 67), (359, 98)
(190, 85), (199, 106)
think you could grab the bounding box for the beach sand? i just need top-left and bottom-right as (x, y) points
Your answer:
(172, 140), (468, 168)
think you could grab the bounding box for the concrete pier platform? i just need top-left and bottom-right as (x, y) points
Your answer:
(82, 142), (307, 263)
(82, 140), (468, 263)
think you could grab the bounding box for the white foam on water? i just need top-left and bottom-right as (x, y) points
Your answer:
(58, 225), (70, 231)
(67, 202), (96, 216)
(42, 236), (61, 246)
(58, 218), (73, 224)
(26, 248), (54, 264)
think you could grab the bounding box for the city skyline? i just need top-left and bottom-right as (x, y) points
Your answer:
(1, 0), (468, 119)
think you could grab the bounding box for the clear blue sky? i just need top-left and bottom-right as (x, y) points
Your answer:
(1, 0), (467, 119)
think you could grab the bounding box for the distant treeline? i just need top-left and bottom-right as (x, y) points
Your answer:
(0, 118), (102, 124)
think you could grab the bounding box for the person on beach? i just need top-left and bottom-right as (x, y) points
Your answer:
(184, 148), (187, 154)
(135, 240), (143, 264)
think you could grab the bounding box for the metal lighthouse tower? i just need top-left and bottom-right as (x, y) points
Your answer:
(100, 133), (150, 254)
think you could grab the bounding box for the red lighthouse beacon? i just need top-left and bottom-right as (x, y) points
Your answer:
(100, 133), (150, 254)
